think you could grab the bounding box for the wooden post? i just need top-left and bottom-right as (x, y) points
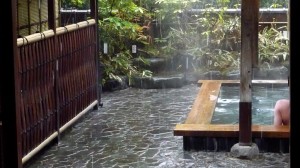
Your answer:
(48, 0), (61, 143)
(0, 0), (23, 167)
(90, 0), (101, 108)
(289, 0), (296, 166)
(90, 0), (97, 20)
(48, 0), (56, 31)
(239, 0), (259, 146)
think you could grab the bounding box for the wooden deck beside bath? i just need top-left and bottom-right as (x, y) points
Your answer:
(173, 80), (290, 152)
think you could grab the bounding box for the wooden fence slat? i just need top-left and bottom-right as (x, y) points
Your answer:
(31, 44), (38, 150)
(19, 47), (27, 156)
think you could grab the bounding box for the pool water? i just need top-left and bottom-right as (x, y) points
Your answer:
(211, 85), (289, 125)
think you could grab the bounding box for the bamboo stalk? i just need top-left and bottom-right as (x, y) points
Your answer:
(17, 19), (96, 46)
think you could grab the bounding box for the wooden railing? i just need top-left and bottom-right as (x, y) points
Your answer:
(11, 19), (99, 163)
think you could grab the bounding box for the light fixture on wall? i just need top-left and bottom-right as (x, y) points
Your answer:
(132, 44), (137, 54)
(103, 42), (108, 54)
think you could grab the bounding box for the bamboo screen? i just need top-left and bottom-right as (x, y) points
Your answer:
(16, 19), (98, 157)
(17, 0), (60, 37)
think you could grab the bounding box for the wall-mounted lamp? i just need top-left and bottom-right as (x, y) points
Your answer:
(132, 44), (137, 54)
(103, 42), (108, 54)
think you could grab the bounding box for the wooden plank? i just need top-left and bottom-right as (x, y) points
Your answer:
(184, 80), (221, 124)
(174, 124), (290, 138)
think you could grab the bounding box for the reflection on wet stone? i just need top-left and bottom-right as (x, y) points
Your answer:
(24, 84), (289, 168)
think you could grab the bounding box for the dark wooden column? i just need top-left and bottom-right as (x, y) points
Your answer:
(90, 0), (101, 108)
(48, 0), (61, 143)
(289, 0), (296, 166)
(0, 0), (23, 167)
(239, 0), (259, 146)
(48, 0), (56, 30)
(90, 0), (98, 20)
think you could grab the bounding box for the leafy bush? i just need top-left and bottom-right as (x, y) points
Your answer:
(258, 25), (289, 68)
(154, 0), (241, 75)
(152, 0), (289, 75)
(99, 0), (154, 84)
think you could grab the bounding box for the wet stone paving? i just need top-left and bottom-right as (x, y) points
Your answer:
(24, 84), (290, 168)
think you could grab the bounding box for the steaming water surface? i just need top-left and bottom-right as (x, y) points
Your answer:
(212, 85), (289, 125)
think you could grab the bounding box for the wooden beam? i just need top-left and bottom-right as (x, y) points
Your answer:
(290, 0), (296, 164)
(48, 0), (56, 30)
(0, 0), (23, 167)
(90, 0), (97, 20)
(90, 0), (101, 108)
(239, 0), (259, 146)
(184, 81), (221, 124)
(174, 124), (290, 138)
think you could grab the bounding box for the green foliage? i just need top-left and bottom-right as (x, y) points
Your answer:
(258, 25), (289, 68)
(99, 0), (153, 84)
(61, 0), (89, 9)
(61, 0), (289, 80)
(151, 0), (289, 75)
(154, 0), (241, 75)
(260, 0), (288, 8)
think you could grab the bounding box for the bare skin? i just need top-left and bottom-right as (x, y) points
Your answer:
(273, 99), (290, 126)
